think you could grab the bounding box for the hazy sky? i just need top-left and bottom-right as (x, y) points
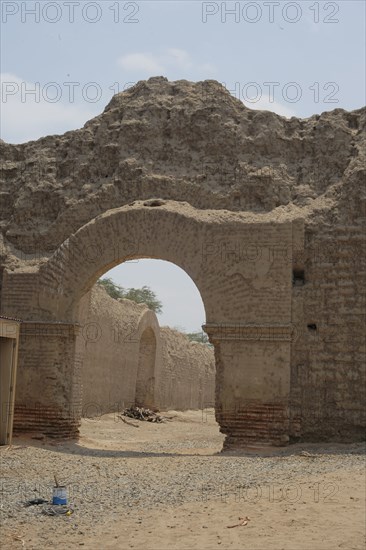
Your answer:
(1, 1), (365, 331)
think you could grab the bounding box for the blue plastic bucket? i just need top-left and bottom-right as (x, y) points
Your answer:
(52, 486), (67, 505)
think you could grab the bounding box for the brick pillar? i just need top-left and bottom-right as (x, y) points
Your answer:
(13, 322), (82, 438)
(204, 324), (292, 448)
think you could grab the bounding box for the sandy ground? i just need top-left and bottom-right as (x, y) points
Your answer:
(1, 410), (365, 550)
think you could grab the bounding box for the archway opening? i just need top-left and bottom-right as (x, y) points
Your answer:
(78, 258), (212, 410)
(77, 257), (222, 454)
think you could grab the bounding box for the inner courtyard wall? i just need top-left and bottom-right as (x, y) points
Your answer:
(158, 327), (215, 411)
(77, 285), (215, 417)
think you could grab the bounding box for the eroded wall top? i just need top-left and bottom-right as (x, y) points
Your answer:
(1, 77), (365, 258)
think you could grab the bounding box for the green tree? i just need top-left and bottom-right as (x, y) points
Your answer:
(97, 278), (163, 314)
(185, 331), (209, 344)
(123, 285), (163, 314)
(97, 277), (123, 299)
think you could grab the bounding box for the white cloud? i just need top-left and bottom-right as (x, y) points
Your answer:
(220, 82), (298, 118)
(200, 62), (217, 74)
(0, 73), (99, 144)
(164, 48), (192, 70)
(247, 95), (297, 118)
(117, 49), (216, 77)
(118, 53), (165, 74)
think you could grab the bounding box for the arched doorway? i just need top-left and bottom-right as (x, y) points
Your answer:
(4, 201), (296, 448)
(135, 327), (156, 409)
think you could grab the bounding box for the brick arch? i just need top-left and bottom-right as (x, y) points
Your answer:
(8, 199), (298, 447)
(38, 201), (213, 323)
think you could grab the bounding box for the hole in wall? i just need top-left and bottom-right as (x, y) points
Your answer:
(307, 323), (317, 331)
(143, 198), (166, 207)
(293, 269), (305, 286)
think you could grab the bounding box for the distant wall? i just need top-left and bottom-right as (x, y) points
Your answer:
(157, 327), (215, 411)
(77, 286), (161, 416)
(77, 286), (215, 416)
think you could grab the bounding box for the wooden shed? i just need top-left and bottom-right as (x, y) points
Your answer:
(0, 316), (21, 445)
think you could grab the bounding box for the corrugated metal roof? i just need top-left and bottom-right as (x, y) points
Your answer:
(0, 315), (22, 322)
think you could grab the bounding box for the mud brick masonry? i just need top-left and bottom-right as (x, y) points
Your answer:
(0, 77), (365, 448)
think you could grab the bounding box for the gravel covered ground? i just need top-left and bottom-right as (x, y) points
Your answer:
(1, 410), (365, 549)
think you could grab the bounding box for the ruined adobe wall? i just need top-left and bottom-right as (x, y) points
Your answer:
(77, 285), (152, 416)
(158, 327), (215, 411)
(289, 175), (366, 442)
(1, 77), (364, 258)
(77, 285), (215, 416)
(1, 77), (365, 442)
